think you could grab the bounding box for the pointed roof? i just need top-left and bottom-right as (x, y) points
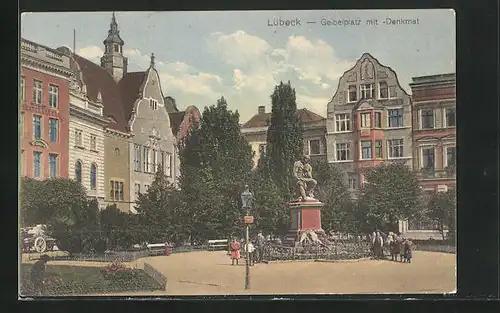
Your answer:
(103, 12), (124, 46)
(72, 54), (146, 133)
(242, 108), (325, 128)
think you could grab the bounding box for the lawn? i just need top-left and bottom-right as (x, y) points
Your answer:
(19, 264), (164, 296)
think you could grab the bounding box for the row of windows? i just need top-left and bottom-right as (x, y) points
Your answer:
(335, 139), (405, 161)
(74, 161), (98, 190)
(420, 107), (456, 129)
(257, 140), (323, 159)
(74, 130), (98, 151)
(23, 151), (59, 179)
(347, 82), (397, 102)
(25, 114), (59, 143)
(133, 144), (172, 176)
(20, 77), (59, 108)
(335, 109), (404, 132)
(421, 146), (456, 170)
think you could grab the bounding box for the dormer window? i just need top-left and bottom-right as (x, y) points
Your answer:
(149, 99), (158, 110)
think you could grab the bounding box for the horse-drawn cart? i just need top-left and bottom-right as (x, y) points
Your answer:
(21, 225), (56, 253)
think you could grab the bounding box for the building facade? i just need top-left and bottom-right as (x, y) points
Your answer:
(67, 13), (180, 213)
(20, 39), (72, 180)
(326, 53), (412, 192)
(400, 73), (456, 239)
(54, 46), (110, 208)
(409, 73), (456, 192)
(241, 106), (327, 168)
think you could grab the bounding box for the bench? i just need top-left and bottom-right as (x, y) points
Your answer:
(208, 239), (228, 251)
(147, 243), (167, 256)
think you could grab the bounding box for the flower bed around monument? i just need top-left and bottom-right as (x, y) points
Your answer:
(264, 241), (371, 262)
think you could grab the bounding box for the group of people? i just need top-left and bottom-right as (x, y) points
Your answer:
(229, 231), (267, 266)
(371, 230), (413, 263)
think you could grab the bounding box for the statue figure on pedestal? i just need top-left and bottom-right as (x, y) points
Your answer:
(293, 155), (317, 202)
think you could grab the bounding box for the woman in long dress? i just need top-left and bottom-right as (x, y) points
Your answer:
(230, 239), (241, 266)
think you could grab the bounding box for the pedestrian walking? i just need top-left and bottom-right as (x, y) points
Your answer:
(246, 241), (256, 266)
(30, 254), (50, 295)
(373, 230), (384, 259)
(256, 231), (265, 262)
(230, 239), (241, 266)
(403, 238), (413, 263)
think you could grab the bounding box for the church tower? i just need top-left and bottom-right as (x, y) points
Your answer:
(100, 12), (128, 81)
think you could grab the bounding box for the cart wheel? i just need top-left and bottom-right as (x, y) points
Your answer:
(34, 237), (47, 253)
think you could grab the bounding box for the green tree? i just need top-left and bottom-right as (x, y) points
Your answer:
(248, 168), (289, 236)
(266, 81), (304, 198)
(426, 189), (456, 240)
(358, 161), (421, 233)
(178, 97), (253, 241)
(100, 204), (142, 250)
(134, 167), (188, 245)
(20, 177), (88, 227)
(311, 159), (355, 235)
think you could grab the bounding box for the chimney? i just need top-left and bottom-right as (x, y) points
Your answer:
(258, 106), (266, 114)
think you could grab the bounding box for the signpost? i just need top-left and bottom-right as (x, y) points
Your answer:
(244, 216), (254, 224)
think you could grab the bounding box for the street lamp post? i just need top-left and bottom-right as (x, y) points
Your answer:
(241, 185), (253, 290)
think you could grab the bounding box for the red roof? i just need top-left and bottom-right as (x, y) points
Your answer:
(169, 106), (201, 142)
(72, 54), (146, 133)
(242, 108), (325, 128)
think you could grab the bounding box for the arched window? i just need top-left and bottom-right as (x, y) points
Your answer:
(90, 163), (97, 190)
(75, 161), (82, 184)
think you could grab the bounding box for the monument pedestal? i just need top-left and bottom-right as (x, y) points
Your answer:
(284, 200), (327, 245)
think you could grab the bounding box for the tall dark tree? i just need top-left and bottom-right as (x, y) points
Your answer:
(266, 81), (304, 198)
(179, 97), (253, 241)
(358, 161), (421, 232)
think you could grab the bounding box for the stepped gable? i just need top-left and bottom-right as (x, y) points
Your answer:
(242, 108), (325, 128)
(72, 54), (128, 132)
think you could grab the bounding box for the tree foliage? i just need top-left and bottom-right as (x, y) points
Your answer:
(358, 161), (421, 232)
(134, 167), (188, 245)
(310, 159), (357, 235)
(426, 189), (456, 240)
(248, 168), (289, 236)
(178, 97), (253, 241)
(266, 81), (304, 197)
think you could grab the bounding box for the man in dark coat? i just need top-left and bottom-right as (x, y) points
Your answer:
(30, 254), (50, 295)
(403, 238), (413, 263)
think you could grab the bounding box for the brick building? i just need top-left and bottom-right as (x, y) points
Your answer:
(241, 106), (327, 168)
(20, 39), (73, 179)
(409, 73), (456, 192)
(325, 53), (412, 194)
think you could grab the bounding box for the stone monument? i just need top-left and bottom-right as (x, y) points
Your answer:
(285, 155), (327, 245)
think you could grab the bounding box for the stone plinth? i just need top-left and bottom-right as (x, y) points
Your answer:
(284, 200), (326, 245)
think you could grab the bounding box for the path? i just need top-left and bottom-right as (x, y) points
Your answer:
(139, 250), (456, 295)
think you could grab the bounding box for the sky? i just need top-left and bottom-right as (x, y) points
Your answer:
(21, 10), (455, 123)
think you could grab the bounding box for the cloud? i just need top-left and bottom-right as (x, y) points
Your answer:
(76, 46), (224, 105)
(206, 31), (355, 118)
(77, 45), (103, 62)
(75, 31), (354, 122)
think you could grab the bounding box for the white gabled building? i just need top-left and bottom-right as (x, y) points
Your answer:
(58, 46), (109, 208)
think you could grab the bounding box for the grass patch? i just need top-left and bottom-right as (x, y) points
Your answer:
(20, 264), (164, 296)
